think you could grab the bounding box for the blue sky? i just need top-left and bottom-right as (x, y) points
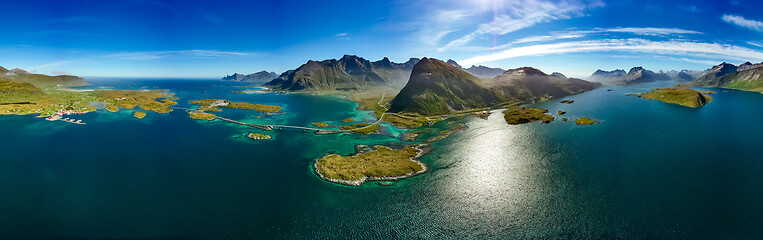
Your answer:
(1, 0), (762, 78)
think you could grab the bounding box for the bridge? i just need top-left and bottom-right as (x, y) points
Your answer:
(174, 93), (388, 135)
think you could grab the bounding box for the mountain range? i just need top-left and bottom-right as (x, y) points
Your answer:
(694, 62), (763, 92)
(0, 66), (88, 88)
(264, 55), (419, 91)
(389, 58), (602, 115)
(222, 71), (278, 82)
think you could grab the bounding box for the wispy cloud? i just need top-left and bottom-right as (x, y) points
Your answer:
(335, 33), (348, 37)
(438, 0), (604, 52)
(679, 5), (700, 13)
(505, 27), (701, 47)
(107, 50), (257, 60)
(722, 14), (763, 32)
(459, 38), (763, 66)
(748, 41), (763, 48)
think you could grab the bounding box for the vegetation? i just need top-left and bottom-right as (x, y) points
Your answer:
(341, 123), (380, 135)
(0, 80), (176, 117)
(133, 111), (147, 119)
(389, 58), (601, 116)
(104, 105), (119, 112)
(575, 117), (597, 125)
(190, 99), (282, 112)
(425, 123), (466, 143)
(314, 145), (426, 186)
(341, 118), (355, 122)
(0, 67), (88, 88)
(189, 111), (217, 120)
(558, 110), (566, 115)
(629, 87), (713, 108)
(247, 133), (272, 140)
(93, 90), (178, 113)
(695, 65), (763, 93)
(312, 122), (329, 127)
(503, 108), (555, 125)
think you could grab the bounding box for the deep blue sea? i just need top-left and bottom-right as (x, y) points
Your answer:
(1, 78), (762, 239)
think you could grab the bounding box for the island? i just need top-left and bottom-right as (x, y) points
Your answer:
(247, 133), (272, 140)
(503, 107), (555, 125)
(340, 118), (355, 123)
(558, 111), (566, 115)
(628, 87), (714, 108)
(190, 99), (282, 112)
(312, 122), (329, 127)
(425, 123), (466, 143)
(560, 100), (575, 104)
(133, 112), (147, 119)
(314, 145), (428, 186)
(575, 117), (597, 125)
(341, 123), (380, 135)
(189, 111), (217, 120)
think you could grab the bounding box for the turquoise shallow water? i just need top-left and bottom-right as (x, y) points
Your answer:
(1, 79), (762, 239)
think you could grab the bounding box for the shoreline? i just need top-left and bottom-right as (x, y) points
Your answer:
(313, 144), (431, 186)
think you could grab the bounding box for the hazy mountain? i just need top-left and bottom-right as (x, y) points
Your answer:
(265, 55), (415, 91)
(222, 71), (278, 82)
(465, 65), (507, 78)
(0, 66), (88, 88)
(588, 69), (626, 83)
(551, 72), (567, 78)
(444, 59), (507, 78)
(389, 58), (601, 115)
(695, 62), (763, 92)
(588, 67), (672, 85)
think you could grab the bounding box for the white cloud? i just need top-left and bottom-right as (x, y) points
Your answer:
(722, 14), (763, 32)
(437, 0), (604, 52)
(459, 38), (763, 66)
(604, 27), (702, 36)
(507, 27), (701, 46)
(748, 41), (763, 48)
(107, 50), (255, 60)
(335, 33), (348, 36)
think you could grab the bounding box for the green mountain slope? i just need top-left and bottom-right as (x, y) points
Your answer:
(694, 62), (763, 93)
(264, 55), (417, 91)
(389, 58), (602, 116)
(0, 66), (88, 88)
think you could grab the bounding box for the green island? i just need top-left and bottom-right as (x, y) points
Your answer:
(133, 112), (147, 119)
(340, 117), (355, 123)
(558, 110), (566, 115)
(314, 145), (428, 186)
(560, 100), (574, 104)
(425, 123), (466, 143)
(0, 80), (176, 117)
(247, 133), (272, 140)
(312, 122), (329, 127)
(190, 99), (282, 112)
(404, 130), (426, 141)
(503, 107), (555, 125)
(628, 87), (714, 108)
(189, 111), (217, 120)
(575, 117), (597, 125)
(341, 123), (380, 135)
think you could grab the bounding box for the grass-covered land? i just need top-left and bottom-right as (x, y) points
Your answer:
(503, 107), (555, 125)
(314, 145), (427, 186)
(341, 118), (355, 122)
(312, 122), (329, 127)
(628, 87), (713, 108)
(189, 111), (217, 120)
(0, 80), (176, 117)
(575, 117), (597, 125)
(425, 123), (466, 143)
(247, 133), (272, 140)
(0, 67), (88, 88)
(104, 105), (119, 112)
(190, 99), (282, 112)
(133, 111), (147, 119)
(341, 123), (380, 135)
(93, 89), (178, 113)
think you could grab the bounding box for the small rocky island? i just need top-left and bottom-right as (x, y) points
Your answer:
(190, 99), (282, 112)
(628, 87), (714, 108)
(133, 111), (147, 119)
(503, 107), (555, 125)
(247, 133), (272, 140)
(314, 145), (428, 186)
(575, 117), (597, 125)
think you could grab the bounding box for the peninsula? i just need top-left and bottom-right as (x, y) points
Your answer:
(629, 87), (714, 108)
